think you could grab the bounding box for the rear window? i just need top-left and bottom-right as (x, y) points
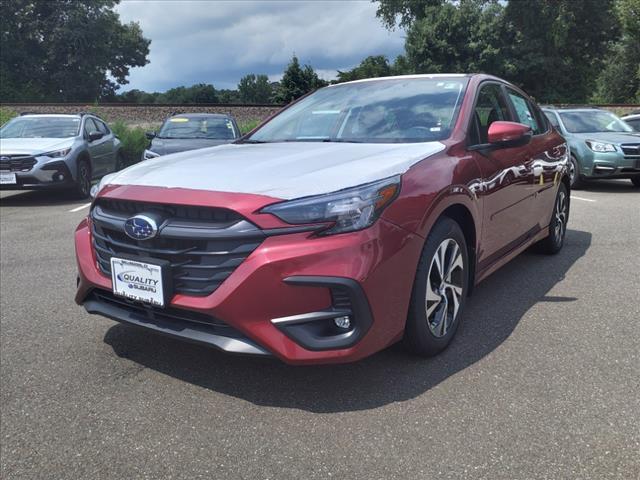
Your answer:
(158, 116), (237, 140)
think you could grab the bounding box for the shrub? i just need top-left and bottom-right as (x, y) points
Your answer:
(110, 120), (148, 167)
(0, 107), (17, 126)
(238, 119), (261, 135)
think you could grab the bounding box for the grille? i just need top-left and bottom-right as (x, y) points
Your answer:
(91, 289), (239, 332)
(0, 155), (37, 172)
(621, 143), (640, 158)
(91, 199), (264, 296)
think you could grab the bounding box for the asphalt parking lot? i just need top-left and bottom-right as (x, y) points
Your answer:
(1, 181), (639, 479)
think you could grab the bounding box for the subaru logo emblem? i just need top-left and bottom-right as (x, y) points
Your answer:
(124, 215), (158, 240)
(0, 156), (9, 162)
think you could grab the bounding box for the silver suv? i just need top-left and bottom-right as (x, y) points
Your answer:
(0, 113), (123, 197)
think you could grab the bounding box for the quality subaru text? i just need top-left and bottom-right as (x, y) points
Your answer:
(75, 74), (570, 365)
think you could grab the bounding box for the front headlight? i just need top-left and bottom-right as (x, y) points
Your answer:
(261, 176), (401, 236)
(586, 140), (616, 153)
(90, 172), (117, 199)
(143, 149), (160, 160)
(42, 147), (72, 158)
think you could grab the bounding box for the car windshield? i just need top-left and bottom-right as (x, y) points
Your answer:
(559, 111), (633, 133)
(0, 116), (81, 138)
(246, 77), (469, 143)
(158, 116), (237, 139)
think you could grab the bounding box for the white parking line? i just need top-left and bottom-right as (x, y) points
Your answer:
(571, 196), (596, 203)
(68, 202), (91, 213)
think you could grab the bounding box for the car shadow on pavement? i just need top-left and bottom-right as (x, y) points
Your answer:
(104, 228), (592, 413)
(0, 190), (84, 207)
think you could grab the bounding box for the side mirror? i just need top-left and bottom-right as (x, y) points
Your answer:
(487, 121), (532, 148)
(145, 131), (156, 140)
(88, 131), (104, 142)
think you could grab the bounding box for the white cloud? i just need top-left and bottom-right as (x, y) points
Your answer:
(116, 0), (405, 91)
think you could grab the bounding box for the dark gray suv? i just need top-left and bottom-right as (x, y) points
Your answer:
(0, 113), (123, 197)
(142, 113), (240, 161)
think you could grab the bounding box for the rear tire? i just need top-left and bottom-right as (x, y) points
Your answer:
(631, 177), (640, 188)
(404, 217), (469, 357)
(535, 183), (569, 255)
(569, 155), (584, 189)
(74, 159), (91, 199)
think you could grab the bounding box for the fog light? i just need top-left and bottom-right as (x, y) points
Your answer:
(55, 173), (65, 181)
(334, 316), (351, 329)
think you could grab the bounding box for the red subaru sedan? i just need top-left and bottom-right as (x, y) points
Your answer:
(75, 74), (570, 365)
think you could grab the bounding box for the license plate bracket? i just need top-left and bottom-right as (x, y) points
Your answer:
(110, 255), (172, 307)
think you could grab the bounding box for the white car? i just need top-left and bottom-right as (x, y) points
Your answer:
(621, 112), (640, 132)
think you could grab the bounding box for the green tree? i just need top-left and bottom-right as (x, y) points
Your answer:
(336, 55), (394, 83)
(156, 84), (218, 104)
(0, 0), (150, 102)
(238, 74), (273, 103)
(217, 89), (242, 104)
(503, 0), (619, 103)
(273, 56), (328, 104)
(402, 0), (509, 77)
(592, 0), (640, 103)
(374, 0), (444, 29)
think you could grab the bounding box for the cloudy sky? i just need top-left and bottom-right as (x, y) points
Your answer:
(115, 0), (405, 92)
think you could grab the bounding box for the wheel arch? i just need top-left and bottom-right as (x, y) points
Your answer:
(75, 150), (92, 180)
(439, 204), (477, 296)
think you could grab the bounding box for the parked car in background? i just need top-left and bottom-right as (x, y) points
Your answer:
(0, 113), (123, 197)
(542, 107), (640, 188)
(621, 112), (640, 132)
(142, 113), (240, 160)
(77, 74), (570, 365)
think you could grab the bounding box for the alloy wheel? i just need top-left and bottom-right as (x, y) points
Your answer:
(554, 190), (568, 242)
(425, 238), (465, 338)
(568, 159), (576, 186)
(78, 162), (90, 197)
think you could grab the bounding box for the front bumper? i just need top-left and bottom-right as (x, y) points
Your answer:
(75, 191), (424, 364)
(0, 159), (75, 189)
(581, 151), (640, 179)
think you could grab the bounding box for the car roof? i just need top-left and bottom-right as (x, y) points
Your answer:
(334, 73), (471, 86)
(19, 113), (82, 118)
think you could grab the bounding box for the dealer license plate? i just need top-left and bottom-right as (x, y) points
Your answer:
(0, 172), (17, 184)
(111, 257), (165, 307)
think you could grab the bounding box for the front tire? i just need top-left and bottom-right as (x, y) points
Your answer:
(75, 159), (91, 199)
(631, 177), (640, 188)
(404, 217), (469, 357)
(536, 183), (569, 255)
(569, 155), (584, 189)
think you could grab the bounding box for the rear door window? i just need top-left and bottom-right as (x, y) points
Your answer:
(506, 89), (542, 134)
(84, 118), (99, 137)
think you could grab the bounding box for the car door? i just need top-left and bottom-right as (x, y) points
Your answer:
(94, 119), (117, 171)
(469, 82), (536, 268)
(84, 117), (110, 177)
(507, 92), (566, 231)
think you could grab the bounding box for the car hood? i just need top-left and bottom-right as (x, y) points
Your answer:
(108, 141), (446, 199)
(571, 131), (640, 144)
(0, 137), (74, 155)
(149, 138), (233, 155)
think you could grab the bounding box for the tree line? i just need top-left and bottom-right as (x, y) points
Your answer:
(1, 0), (638, 105)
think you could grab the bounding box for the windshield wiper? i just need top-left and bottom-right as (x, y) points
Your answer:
(321, 139), (364, 143)
(238, 139), (269, 144)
